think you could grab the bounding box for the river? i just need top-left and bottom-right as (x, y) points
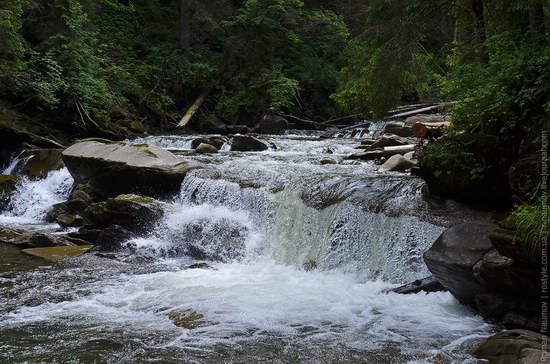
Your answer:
(0, 132), (494, 363)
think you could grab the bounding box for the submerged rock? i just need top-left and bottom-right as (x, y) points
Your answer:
(21, 245), (94, 261)
(423, 222), (496, 303)
(83, 194), (165, 233)
(182, 218), (248, 262)
(230, 135), (269, 152)
(62, 140), (197, 197)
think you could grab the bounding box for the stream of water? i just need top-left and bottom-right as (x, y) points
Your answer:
(0, 133), (494, 363)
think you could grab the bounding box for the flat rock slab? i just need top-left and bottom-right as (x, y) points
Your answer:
(62, 140), (198, 196)
(21, 245), (94, 261)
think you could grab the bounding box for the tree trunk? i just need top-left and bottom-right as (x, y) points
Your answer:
(411, 121), (451, 139)
(180, 0), (191, 50)
(177, 91), (209, 128)
(471, 0), (487, 62)
(529, 0), (546, 44)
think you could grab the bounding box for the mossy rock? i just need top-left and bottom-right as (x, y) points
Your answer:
(0, 174), (20, 195)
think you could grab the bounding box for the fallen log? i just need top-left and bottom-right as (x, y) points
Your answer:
(177, 91), (209, 128)
(411, 121), (451, 138)
(347, 144), (415, 160)
(389, 276), (446, 295)
(387, 101), (458, 120)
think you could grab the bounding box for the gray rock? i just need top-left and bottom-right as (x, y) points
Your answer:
(56, 213), (84, 228)
(423, 222), (497, 303)
(0, 174), (20, 210)
(320, 158), (337, 165)
(0, 228), (72, 248)
(230, 135), (269, 152)
(256, 115), (290, 134)
(369, 134), (410, 149)
(16, 149), (64, 179)
(474, 329), (544, 364)
(191, 138), (210, 149)
(380, 154), (415, 171)
(383, 123), (412, 137)
(95, 225), (136, 251)
(83, 194), (165, 233)
(62, 140), (197, 197)
(195, 143), (218, 154)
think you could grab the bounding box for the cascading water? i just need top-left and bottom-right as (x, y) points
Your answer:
(0, 167), (73, 227)
(0, 134), (493, 363)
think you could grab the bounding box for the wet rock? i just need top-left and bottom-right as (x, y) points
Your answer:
(183, 218), (248, 262)
(423, 222), (496, 303)
(303, 260), (317, 271)
(379, 154), (415, 172)
(191, 137), (210, 149)
(347, 150), (384, 160)
(230, 135), (269, 152)
(83, 194), (165, 233)
(167, 309), (210, 329)
(56, 213), (84, 228)
(68, 228), (101, 243)
(16, 149), (64, 179)
(320, 158), (337, 165)
(474, 329), (544, 364)
(208, 137), (227, 149)
(383, 123), (412, 137)
(21, 245), (94, 261)
(95, 225), (136, 251)
(369, 134), (410, 149)
(195, 143), (218, 154)
(256, 115), (290, 134)
(0, 174), (19, 210)
(62, 140), (198, 197)
(339, 159), (361, 165)
(186, 262), (213, 269)
(473, 250), (539, 298)
(0, 228), (72, 248)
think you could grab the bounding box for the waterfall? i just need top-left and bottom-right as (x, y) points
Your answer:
(132, 172), (444, 283)
(0, 168), (74, 224)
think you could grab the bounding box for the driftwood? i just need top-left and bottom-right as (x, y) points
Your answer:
(387, 101), (459, 120)
(347, 144), (415, 160)
(177, 91), (209, 128)
(388, 103), (435, 115)
(411, 121), (451, 138)
(389, 276), (446, 295)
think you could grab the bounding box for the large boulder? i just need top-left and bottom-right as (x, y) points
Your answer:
(423, 222), (497, 303)
(16, 149), (64, 179)
(62, 140), (197, 197)
(230, 135), (269, 152)
(83, 194), (165, 234)
(256, 115), (290, 134)
(474, 330), (544, 364)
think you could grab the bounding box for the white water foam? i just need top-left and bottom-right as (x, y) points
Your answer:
(0, 168), (73, 225)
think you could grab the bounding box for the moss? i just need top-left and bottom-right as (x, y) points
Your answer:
(78, 137), (122, 145)
(0, 174), (20, 194)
